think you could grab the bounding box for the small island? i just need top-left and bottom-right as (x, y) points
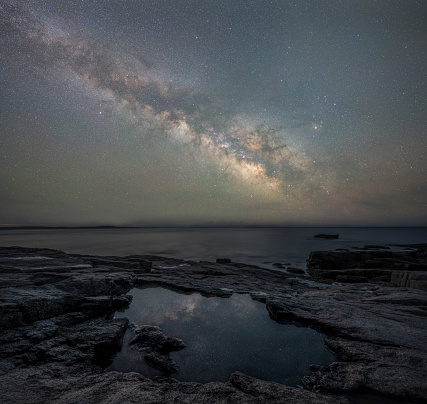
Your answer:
(314, 234), (339, 239)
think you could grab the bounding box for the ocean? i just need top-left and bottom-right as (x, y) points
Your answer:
(0, 227), (425, 271)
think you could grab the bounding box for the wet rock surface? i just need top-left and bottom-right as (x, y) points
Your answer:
(1, 245), (427, 403)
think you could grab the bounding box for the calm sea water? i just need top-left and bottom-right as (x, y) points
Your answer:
(0, 227), (425, 270)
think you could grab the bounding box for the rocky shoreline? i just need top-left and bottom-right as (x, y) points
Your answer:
(1, 245), (426, 403)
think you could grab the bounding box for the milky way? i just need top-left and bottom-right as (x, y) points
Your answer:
(0, 0), (425, 226)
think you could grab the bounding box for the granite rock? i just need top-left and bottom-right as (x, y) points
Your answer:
(307, 244), (427, 289)
(130, 325), (186, 353)
(1, 246), (427, 403)
(129, 324), (186, 374)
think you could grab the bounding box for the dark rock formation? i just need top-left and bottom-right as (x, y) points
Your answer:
(144, 351), (179, 374)
(129, 324), (186, 374)
(391, 269), (427, 290)
(216, 258), (232, 264)
(266, 285), (427, 401)
(363, 245), (390, 249)
(314, 234), (339, 239)
(228, 371), (346, 403)
(307, 244), (427, 290)
(130, 324), (186, 353)
(1, 245), (427, 403)
(0, 364), (349, 404)
(335, 275), (367, 283)
(286, 267), (305, 275)
(303, 338), (427, 399)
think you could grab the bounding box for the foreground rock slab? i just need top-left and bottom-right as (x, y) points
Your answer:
(1, 246), (427, 403)
(0, 365), (349, 404)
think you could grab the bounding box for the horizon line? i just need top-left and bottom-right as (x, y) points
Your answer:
(1, 225), (427, 229)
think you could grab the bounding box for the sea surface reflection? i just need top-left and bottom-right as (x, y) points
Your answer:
(108, 287), (335, 385)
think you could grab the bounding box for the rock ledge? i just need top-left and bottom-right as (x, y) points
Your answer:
(1, 246), (426, 403)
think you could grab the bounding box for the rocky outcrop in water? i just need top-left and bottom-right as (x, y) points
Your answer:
(1, 245), (427, 403)
(129, 324), (186, 374)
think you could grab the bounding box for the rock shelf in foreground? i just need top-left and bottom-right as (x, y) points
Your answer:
(0, 245), (426, 403)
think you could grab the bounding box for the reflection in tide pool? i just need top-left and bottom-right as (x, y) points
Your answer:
(108, 287), (335, 385)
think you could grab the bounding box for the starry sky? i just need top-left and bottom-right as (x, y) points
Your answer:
(0, 0), (425, 227)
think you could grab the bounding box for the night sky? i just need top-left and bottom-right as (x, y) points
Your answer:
(1, 0), (425, 226)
